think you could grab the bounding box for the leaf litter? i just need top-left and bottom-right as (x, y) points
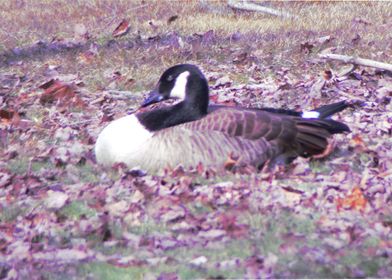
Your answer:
(1, 4), (392, 279)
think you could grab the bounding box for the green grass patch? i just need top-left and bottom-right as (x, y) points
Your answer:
(78, 262), (147, 280)
(59, 200), (96, 220)
(309, 160), (332, 174)
(0, 202), (31, 222)
(7, 156), (56, 175)
(127, 218), (168, 236)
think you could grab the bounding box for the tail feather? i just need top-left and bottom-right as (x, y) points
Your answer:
(313, 101), (349, 119)
(259, 100), (351, 120)
(295, 118), (350, 157)
(260, 100), (352, 158)
(297, 119), (350, 134)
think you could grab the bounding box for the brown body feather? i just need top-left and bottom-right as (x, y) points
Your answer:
(186, 106), (339, 156)
(139, 105), (346, 171)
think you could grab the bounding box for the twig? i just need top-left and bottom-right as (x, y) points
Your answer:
(319, 53), (392, 72)
(227, 0), (293, 18)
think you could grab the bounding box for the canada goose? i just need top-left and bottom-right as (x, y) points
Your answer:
(95, 64), (350, 173)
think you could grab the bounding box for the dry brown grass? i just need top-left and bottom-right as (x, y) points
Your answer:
(0, 1), (391, 103)
(1, 1), (391, 47)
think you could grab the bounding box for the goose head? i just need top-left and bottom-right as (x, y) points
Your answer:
(141, 64), (209, 114)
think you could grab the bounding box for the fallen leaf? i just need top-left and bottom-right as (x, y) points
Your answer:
(45, 190), (68, 209)
(218, 213), (249, 238)
(0, 171), (12, 187)
(106, 200), (128, 216)
(157, 272), (178, 280)
(198, 229), (226, 240)
(6, 241), (30, 262)
(129, 189), (145, 204)
(189, 255), (207, 266)
(39, 79), (85, 108)
(322, 70), (333, 80)
(33, 248), (91, 263)
(74, 23), (90, 41)
(167, 15), (178, 24)
(160, 206), (186, 223)
(112, 19), (130, 37)
(0, 109), (20, 126)
(336, 65), (356, 77)
(336, 187), (368, 211)
(300, 42), (314, 53)
(233, 52), (249, 64)
(309, 78), (326, 97)
(350, 134), (366, 152)
(352, 34), (361, 45)
(214, 75), (232, 87)
(316, 35), (333, 44)
(281, 186), (304, 195)
(353, 17), (371, 25)
(157, 238), (178, 251)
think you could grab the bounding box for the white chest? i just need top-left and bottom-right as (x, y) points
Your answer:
(95, 115), (153, 167)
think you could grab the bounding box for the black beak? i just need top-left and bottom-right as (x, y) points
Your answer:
(141, 90), (164, 107)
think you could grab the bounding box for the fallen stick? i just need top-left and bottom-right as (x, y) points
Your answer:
(227, 0), (293, 18)
(319, 53), (392, 72)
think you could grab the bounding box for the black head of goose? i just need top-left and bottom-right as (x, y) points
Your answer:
(95, 64), (350, 172)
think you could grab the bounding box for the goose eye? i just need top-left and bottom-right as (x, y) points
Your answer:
(167, 75), (174, 82)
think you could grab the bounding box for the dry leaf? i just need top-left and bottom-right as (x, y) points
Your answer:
(317, 35), (333, 44)
(198, 229), (226, 240)
(167, 15), (178, 24)
(350, 134), (366, 152)
(74, 23), (90, 41)
(112, 19), (130, 37)
(39, 79), (85, 108)
(322, 70), (333, 80)
(189, 256), (207, 266)
(309, 78), (326, 97)
(336, 187), (368, 211)
(0, 109), (20, 126)
(45, 190), (68, 209)
(300, 42), (314, 53)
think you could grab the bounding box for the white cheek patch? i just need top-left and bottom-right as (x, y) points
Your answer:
(170, 71), (190, 101)
(302, 111), (320, 119)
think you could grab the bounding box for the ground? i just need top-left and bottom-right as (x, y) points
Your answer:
(1, 1), (392, 279)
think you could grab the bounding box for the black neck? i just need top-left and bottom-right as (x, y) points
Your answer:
(137, 100), (207, 131)
(138, 71), (209, 131)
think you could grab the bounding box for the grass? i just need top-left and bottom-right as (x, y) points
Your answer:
(1, 2), (391, 83)
(76, 238), (251, 280)
(7, 157), (53, 175)
(2, 2), (391, 47)
(78, 262), (147, 280)
(59, 200), (97, 220)
(64, 210), (390, 278)
(0, 202), (28, 222)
